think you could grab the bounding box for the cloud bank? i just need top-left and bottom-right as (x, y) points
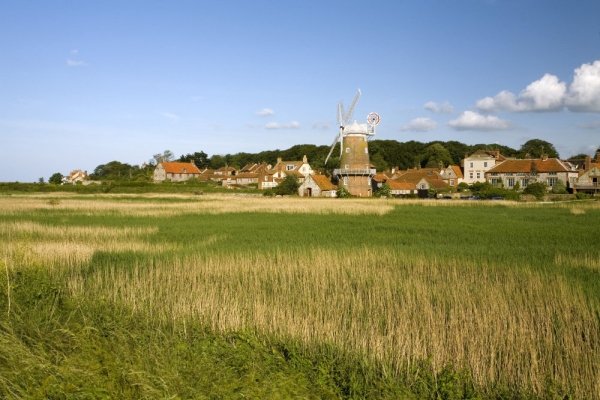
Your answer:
(67, 59), (86, 67)
(476, 61), (600, 113)
(256, 108), (274, 116)
(265, 121), (300, 130)
(424, 101), (453, 114)
(400, 118), (437, 132)
(448, 111), (514, 131)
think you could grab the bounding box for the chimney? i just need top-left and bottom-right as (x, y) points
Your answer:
(302, 155), (307, 163)
(190, 159), (195, 165)
(439, 161), (444, 171)
(416, 164), (421, 170)
(391, 167), (395, 174)
(541, 154), (548, 161)
(525, 153), (530, 159)
(158, 157), (164, 164)
(464, 152), (469, 159)
(277, 157), (282, 164)
(585, 155), (591, 171)
(595, 152), (600, 162)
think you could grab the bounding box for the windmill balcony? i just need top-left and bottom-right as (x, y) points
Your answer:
(334, 168), (376, 176)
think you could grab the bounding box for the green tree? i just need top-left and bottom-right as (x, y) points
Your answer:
(417, 143), (454, 169)
(275, 175), (300, 196)
(551, 179), (568, 194)
(524, 182), (547, 199)
(568, 153), (590, 160)
(374, 183), (391, 198)
(209, 155), (227, 169)
(48, 173), (63, 185)
(178, 151), (209, 168)
(336, 187), (350, 198)
(371, 152), (389, 172)
(518, 139), (559, 159)
(38, 177), (45, 184)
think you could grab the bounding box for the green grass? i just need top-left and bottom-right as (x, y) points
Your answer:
(1, 196), (599, 398)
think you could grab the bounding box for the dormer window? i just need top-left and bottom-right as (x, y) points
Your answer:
(286, 165), (295, 171)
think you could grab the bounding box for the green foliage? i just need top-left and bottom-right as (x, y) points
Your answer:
(519, 139), (559, 159)
(370, 152), (389, 172)
(551, 179), (568, 194)
(374, 183), (391, 198)
(263, 188), (275, 197)
(470, 181), (520, 200)
(49, 173), (63, 185)
(524, 182), (548, 199)
(568, 153), (590, 160)
(275, 175), (300, 196)
(177, 151), (209, 168)
(336, 187), (350, 198)
(209, 154), (227, 169)
(417, 143), (454, 169)
(457, 182), (470, 192)
(575, 192), (593, 199)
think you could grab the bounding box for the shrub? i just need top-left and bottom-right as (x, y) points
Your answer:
(551, 179), (568, 194)
(374, 183), (391, 198)
(523, 182), (547, 200)
(263, 189), (275, 197)
(275, 175), (300, 196)
(336, 187), (350, 198)
(457, 182), (470, 192)
(575, 192), (593, 200)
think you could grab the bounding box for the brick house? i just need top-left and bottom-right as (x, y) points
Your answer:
(298, 174), (337, 197)
(153, 159), (202, 182)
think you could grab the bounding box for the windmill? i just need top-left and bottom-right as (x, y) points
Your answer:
(325, 89), (380, 196)
(325, 88), (362, 166)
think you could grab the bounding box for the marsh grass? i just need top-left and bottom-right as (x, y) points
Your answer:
(1, 194), (600, 398)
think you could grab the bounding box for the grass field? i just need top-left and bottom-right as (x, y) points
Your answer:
(1, 193), (599, 398)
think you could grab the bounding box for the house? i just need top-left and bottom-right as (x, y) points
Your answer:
(484, 154), (578, 191)
(462, 150), (506, 184)
(298, 174), (337, 197)
(153, 158), (202, 182)
(391, 167), (449, 198)
(572, 165), (600, 194)
(62, 170), (88, 184)
(258, 155), (314, 190)
(439, 165), (464, 188)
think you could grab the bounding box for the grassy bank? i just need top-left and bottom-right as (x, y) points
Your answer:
(1, 194), (599, 398)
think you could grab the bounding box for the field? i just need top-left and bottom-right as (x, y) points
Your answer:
(1, 193), (599, 399)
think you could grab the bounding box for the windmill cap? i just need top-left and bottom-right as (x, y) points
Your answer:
(345, 121), (368, 134)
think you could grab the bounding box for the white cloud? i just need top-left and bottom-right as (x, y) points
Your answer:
(161, 112), (180, 122)
(312, 121), (330, 129)
(565, 60), (600, 112)
(256, 108), (274, 116)
(70, 49), (78, 54)
(578, 121), (600, 129)
(424, 101), (453, 114)
(400, 118), (437, 132)
(448, 111), (514, 131)
(476, 74), (566, 112)
(66, 59), (86, 67)
(265, 121), (301, 130)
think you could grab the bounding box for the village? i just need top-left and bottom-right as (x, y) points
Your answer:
(143, 148), (600, 198)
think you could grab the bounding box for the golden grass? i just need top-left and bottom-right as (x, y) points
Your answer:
(58, 248), (599, 397)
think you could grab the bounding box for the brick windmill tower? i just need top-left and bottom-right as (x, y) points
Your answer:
(325, 89), (380, 196)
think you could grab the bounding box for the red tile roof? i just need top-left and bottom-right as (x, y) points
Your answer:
(450, 165), (464, 179)
(486, 159), (570, 174)
(311, 174), (337, 191)
(161, 162), (202, 174)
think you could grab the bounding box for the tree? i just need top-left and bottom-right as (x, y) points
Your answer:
(151, 150), (175, 165)
(374, 183), (391, 198)
(568, 153), (590, 160)
(178, 151), (209, 168)
(210, 155), (226, 169)
(518, 139), (559, 159)
(38, 177), (45, 184)
(275, 175), (300, 195)
(416, 143), (454, 169)
(49, 173), (63, 185)
(370, 152), (389, 172)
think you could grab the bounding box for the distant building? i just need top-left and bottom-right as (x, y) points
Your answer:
(62, 170), (88, 184)
(485, 154), (578, 191)
(153, 158), (202, 182)
(462, 150), (506, 185)
(298, 174), (337, 197)
(258, 155), (314, 190)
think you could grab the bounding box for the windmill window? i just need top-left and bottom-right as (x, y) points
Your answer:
(365, 148), (368, 153)
(343, 177), (348, 185)
(345, 164), (349, 169)
(346, 148), (350, 153)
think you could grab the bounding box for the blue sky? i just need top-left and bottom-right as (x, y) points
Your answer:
(2, 0), (600, 182)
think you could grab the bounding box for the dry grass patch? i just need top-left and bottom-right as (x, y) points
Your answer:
(62, 248), (600, 398)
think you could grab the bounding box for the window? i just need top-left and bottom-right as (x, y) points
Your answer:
(345, 164), (349, 169)
(365, 148), (368, 153)
(490, 172), (498, 176)
(476, 172), (480, 179)
(450, 179), (455, 187)
(549, 172), (557, 175)
(506, 173), (513, 176)
(470, 162), (473, 168)
(521, 179), (529, 188)
(548, 178), (558, 187)
(346, 148), (350, 153)
(490, 178), (499, 185)
(469, 172), (473, 179)
(484, 162), (488, 168)
(286, 165), (295, 171)
(343, 177), (348, 185)
(507, 178), (515, 187)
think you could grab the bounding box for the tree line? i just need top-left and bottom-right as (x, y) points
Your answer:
(52, 138), (596, 183)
